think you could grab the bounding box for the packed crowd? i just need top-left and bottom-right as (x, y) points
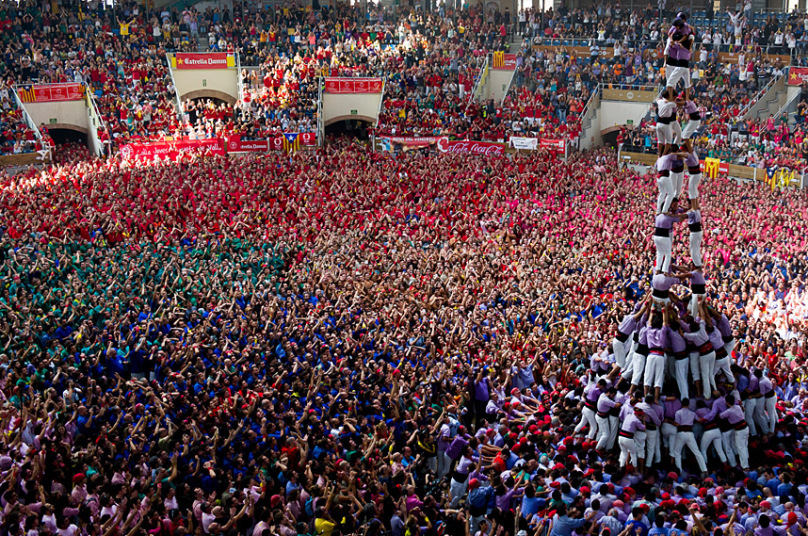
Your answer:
(0, 5), (807, 536)
(0, 129), (807, 536)
(7, 0), (808, 154)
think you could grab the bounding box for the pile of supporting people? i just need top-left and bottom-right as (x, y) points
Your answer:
(582, 12), (777, 478)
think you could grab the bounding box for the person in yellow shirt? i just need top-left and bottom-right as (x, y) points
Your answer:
(314, 507), (337, 535)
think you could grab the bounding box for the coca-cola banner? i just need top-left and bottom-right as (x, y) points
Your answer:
(436, 137), (506, 156)
(788, 67), (808, 86)
(323, 77), (384, 94)
(119, 139), (226, 160)
(172, 53), (235, 70)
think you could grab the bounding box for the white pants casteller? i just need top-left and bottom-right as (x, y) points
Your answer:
(654, 235), (673, 274)
(437, 450), (452, 479)
(672, 170), (684, 199)
(690, 230), (703, 267)
(714, 356), (734, 384)
(656, 123), (673, 146)
(608, 415), (620, 450)
(744, 397), (760, 436)
(644, 352), (666, 389)
(619, 435), (638, 468)
(657, 175), (674, 214)
(635, 430), (647, 461)
(689, 293), (704, 319)
(595, 415), (611, 451)
(667, 65), (692, 89)
(674, 356), (690, 400)
(623, 341), (636, 381)
(700, 427), (727, 464)
(646, 428), (661, 466)
(673, 431), (708, 473)
(449, 477), (469, 507)
(613, 336), (629, 369)
(689, 351), (701, 382)
(631, 352), (647, 386)
(575, 407), (597, 438)
(700, 351), (716, 397)
(683, 118), (701, 139)
(721, 429), (738, 467)
(764, 395), (777, 435)
(688, 172), (702, 199)
(661, 422), (677, 457)
(734, 425), (750, 469)
(672, 120), (683, 145)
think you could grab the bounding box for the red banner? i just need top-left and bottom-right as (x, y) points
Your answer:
(227, 136), (269, 152)
(323, 77), (383, 94)
(119, 139), (226, 160)
(789, 67), (808, 86)
(17, 83), (85, 103)
(540, 138), (566, 153)
(436, 138), (506, 156)
(299, 132), (317, 146)
(228, 134), (316, 152)
(173, 53), (234, 70)
(491, 52), (518, 70)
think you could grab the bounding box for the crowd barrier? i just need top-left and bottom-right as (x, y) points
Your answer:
(620, 151), (804, 189)
(531, 44), (792, 66)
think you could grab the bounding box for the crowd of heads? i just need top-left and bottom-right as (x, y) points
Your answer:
(5, 0), (808, 157)
(0, 128), (806, 536)
(0, 2), (806, 536)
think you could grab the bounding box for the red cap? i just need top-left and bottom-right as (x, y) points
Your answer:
(580, 486), (591, 494)
(761, 501), (771, 509)
(469, 478), (481, 489)
(788, 513), (798, 526)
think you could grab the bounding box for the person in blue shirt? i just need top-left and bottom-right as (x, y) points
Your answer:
(624, 507), (649, 536)
(648, 514), (670, 536)
(550, 503), (596, 536)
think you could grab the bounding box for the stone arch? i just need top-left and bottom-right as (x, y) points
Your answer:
(180, 90), (237, 105)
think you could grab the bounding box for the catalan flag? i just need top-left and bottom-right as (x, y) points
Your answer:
(282, 132), (300, 153)
(492, 51), (504, 68)
(17, 85), (36, 103)
(767, 166), (777, 191)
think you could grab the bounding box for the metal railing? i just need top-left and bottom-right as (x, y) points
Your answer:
(469, 56), (489, 104)
(578, 84), (602, 140)
(165, 53), (184, 119)
(11, 86), (48, 160)
(86, 91), (110, 157)
(739, 70), (785, 120)
(236, 52), (244, 103)
(317, 76), (324, 146)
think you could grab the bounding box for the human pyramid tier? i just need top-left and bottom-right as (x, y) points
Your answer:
(575, 12), (778, 478)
